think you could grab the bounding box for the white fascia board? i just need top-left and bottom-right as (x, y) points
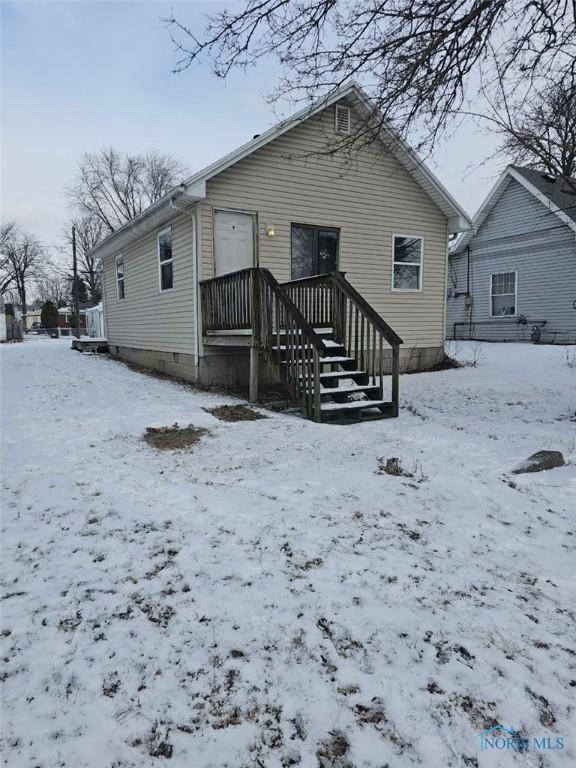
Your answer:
(93, 186), (205, 262)
(347, 87), (472, 232)
(97, 197), (201, 262)
(180, 83), (359, 190)
(454, 168), (513, 252)
(87, 87), (354, 262)
(508, 167), (576, 234)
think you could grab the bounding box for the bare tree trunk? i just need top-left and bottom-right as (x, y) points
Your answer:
(20, 284), (27, 328)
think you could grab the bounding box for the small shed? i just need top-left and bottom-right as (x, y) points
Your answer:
(84, 303), (105, 339)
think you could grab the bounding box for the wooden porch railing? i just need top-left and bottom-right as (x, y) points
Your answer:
(200, 268), (326, 420)
(282, 272), (402, 414)
(200, 268), (253, 332)
(257, 269), (324, 420)
(199, 268), (403, 419)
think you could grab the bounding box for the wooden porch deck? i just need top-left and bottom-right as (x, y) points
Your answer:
(200, 268), (402, 423)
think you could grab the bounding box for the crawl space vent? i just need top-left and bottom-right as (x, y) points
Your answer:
(335, 104), (351, 135)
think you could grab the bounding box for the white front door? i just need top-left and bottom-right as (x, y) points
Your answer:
(214, 210), (255, 276)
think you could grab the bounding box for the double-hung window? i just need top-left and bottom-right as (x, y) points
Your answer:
(158, 227), (173, 291)
(291, 224), (339, 280)
(392, 235), (423, 291)
(115, 254), (125, 299)
(490, 271), (517, 316)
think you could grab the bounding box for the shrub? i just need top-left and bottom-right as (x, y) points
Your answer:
(40, 301), (59, 330)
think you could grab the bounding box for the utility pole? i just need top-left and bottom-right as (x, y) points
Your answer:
(72, 224), (80, 339)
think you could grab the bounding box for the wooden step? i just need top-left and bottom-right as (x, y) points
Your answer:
(318, 369), (367, 380)
(280, 355), (355, 367)
(320, 383), (379, 395)
(320, 384), (381, 400)
(320, 399), (394, 413)
(275, 329), (334, 341)
(319, 356), (355, 365)
(273, 343), (344, 355)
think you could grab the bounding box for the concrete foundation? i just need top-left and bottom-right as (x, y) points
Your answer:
(108, 343), (446, 389)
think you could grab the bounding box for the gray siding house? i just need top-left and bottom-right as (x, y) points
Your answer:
(91, 83), (471, 421)
(447, 166), (576, 343)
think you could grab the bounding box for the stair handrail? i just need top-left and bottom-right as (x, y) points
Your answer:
(331, 272), (403, 347)
(257, 268), (326, 420)
(282, 271), (402, 415)
(281, 272), (403, 347)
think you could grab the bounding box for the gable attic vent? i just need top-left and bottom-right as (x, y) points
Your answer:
(335, 104), (351, 135)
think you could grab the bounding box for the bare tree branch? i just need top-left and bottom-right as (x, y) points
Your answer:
(58, 215), (105, 303)
(67, 149), (188, 234)
(166, 0), (575, 152)
(0, 223), (47, 316)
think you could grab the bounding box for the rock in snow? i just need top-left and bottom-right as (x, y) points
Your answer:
(512, 449), (566, 474)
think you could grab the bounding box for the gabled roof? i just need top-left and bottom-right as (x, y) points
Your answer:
(454, 165), (576, 252)
(90, 82), (471, 261)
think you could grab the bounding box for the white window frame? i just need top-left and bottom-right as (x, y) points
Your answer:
(115, 254), (125, 300)
(158, 226), (173, 292)
(391, 234), (424, 292)
(489, 270), (517, 318)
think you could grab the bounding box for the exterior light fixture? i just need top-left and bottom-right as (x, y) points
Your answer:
(265, 225), (276, 237)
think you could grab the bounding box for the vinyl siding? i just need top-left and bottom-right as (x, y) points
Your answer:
(102, 213), (196, 354)
(447, 179), (576, 341)
(200, 101), (449, 348)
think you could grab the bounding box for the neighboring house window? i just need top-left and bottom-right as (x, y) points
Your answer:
(392, 235), (423, 291)
(158, 227), (173, 291)
(291, 224), (339, 280)
(115, 254), (125, 299)
(490, 271), (517, 317)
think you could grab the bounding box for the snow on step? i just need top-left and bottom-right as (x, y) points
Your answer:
(274, 341), (342, 352)
(282, 355), (354, 366)
(321, 399), (391, 411)
(319, 356), (354, 364)
(320, 384), (378, 395)
(318, 370), (366, 379)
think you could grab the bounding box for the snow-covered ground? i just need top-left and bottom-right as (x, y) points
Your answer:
(1, 338), (574, 768)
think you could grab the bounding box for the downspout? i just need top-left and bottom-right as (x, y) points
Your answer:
(99, 258), (108, 341)
(442, 221), (449, 345)
(467, 247), (472, 338)
(170, 198), (200, 369)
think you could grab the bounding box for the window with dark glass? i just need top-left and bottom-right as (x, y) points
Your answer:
(158, 227), (173, 291)
(291, 224), (339, 280)
(115, 254), (125, 299)
(393, 235), (423, 290)
(490, 271), (517, 316)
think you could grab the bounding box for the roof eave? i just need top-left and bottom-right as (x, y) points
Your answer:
(508, 167), (576, 234)
(89, 182), (206, 261)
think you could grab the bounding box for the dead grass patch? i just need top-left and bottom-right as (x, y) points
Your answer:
(142, 423), (209, 451)
(206, 404), (267, 422)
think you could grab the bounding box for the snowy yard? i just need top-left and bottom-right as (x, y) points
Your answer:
(1, 338), (575, 768)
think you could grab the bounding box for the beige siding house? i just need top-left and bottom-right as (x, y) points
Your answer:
(94, 84), (471, 422)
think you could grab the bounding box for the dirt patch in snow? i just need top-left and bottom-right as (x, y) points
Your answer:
(206, 404), (267, 422)
(317, 731), (352, 767)
(142, 423), (209, 451)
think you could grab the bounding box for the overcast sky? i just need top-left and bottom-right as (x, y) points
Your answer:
(1, 0), (504, 253)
